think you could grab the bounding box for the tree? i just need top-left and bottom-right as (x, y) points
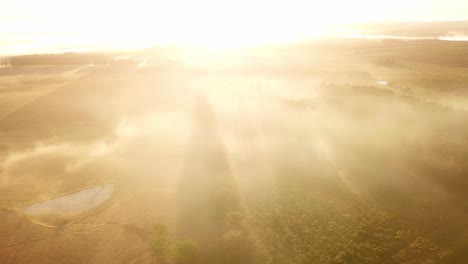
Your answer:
(174, 239), (200, 264)
(150, 224), (171, 264)
(222, 229), (254, 264)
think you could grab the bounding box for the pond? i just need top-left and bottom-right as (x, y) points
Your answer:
(23, 184), (114, 216)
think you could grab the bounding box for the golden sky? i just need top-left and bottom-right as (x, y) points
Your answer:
(1, 0), (468, 46)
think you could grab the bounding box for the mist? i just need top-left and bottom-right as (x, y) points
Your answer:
(1, 33), (468, 264)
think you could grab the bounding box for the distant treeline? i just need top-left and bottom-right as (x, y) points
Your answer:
(8, 53), (115, 66)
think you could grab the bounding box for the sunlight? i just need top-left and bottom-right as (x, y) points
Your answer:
(3, 0), (468, 51)
(3, 0), (468, 263)
(74, 1), (330, 48)
(2, 0), (333, 49)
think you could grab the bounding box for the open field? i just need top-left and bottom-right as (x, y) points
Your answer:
(1, 39), (468, 264)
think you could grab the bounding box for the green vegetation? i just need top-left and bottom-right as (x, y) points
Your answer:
(250, 189), (413, 264)
(148, 224), (201, 264)
(174, 239), (201, 264)
(150, 224), (172, 264)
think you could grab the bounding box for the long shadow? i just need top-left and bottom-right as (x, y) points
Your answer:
(177, 94), (239, 251)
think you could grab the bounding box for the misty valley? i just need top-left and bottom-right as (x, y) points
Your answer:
(1, 38), (468, 264)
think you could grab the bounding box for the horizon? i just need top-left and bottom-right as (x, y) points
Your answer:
(1, 20), (468, 56)
(2, 0), (468, 50)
